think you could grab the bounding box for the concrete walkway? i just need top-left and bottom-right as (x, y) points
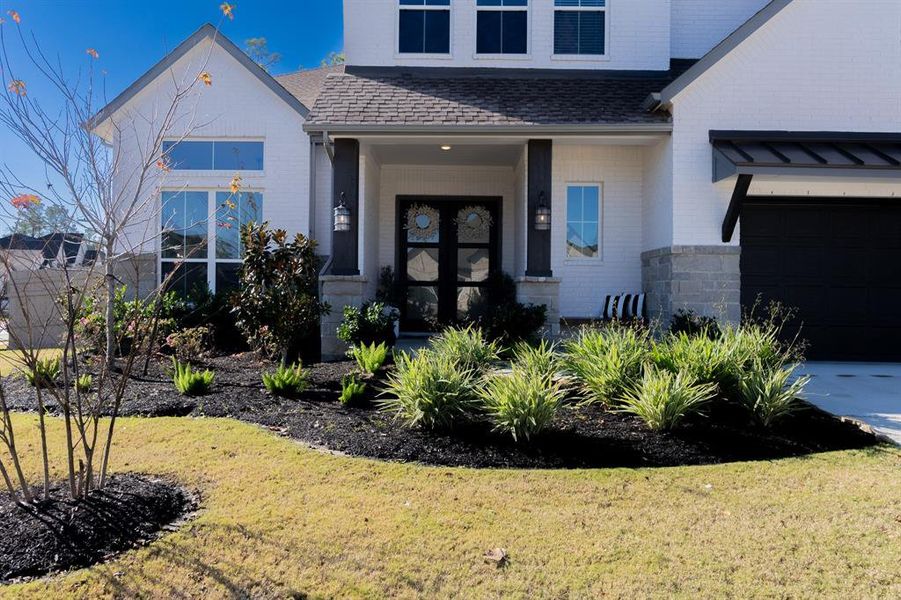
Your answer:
(799, 362), (901, 445)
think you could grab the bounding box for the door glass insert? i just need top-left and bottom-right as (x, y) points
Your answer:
(456, 205), (492, 243)
(457, 287), (484, 320)
(405, 204), (441, 243)
(407, 248), (439, 281)
(457, 248), (490, 282)
(407, 286), (438, 321)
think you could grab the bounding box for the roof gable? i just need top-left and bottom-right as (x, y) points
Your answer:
(658, 0), (794, 105)
(88, 23), (308, 133)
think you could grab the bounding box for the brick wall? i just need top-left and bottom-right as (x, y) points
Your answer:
(670, 0), (901, 247)
(345, 0), (671, 71)
(670, 0), (769, 58)
(552, 144), (644, 318)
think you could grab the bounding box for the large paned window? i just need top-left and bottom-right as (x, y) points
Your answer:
(554, 0), (606, 56)
(162, 140), (264, 171)
(398, 0), (451, 54)
(566, 185), (600, 259)
(476, 0), (528, 55)
(160, 190), (263, 296)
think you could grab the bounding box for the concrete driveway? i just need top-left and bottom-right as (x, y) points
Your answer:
(799, 362), (901, 444)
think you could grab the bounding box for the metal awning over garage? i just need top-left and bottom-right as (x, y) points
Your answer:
(712, 131), (901, 242)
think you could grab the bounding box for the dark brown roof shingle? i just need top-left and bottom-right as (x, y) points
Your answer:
(275, 64), (346, 111)
(306, 63), (694, 129)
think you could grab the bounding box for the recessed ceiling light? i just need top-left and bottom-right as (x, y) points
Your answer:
(440, 145), (452, 151)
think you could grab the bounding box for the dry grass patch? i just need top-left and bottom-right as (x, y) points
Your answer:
(0, 349), (63, 377)
(1, 414), (899, 599)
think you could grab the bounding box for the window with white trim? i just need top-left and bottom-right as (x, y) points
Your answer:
(398, 0), (451, 54)
(160, 190), (263, 296)
(566, 185), (600, 259)
(161, 140), (264, 171)
(476, 0), (528, 55)
(554, 0), (606, 56)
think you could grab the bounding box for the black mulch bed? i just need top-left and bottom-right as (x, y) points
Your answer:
(0, 474), (196, 582)
(3, 353), (882, 469)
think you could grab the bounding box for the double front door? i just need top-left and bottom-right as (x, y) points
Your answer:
(397, 196), (500, 331)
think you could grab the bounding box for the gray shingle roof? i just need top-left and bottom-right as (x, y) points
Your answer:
(275, 64), (346, 111)
(305, 62), (694, 130)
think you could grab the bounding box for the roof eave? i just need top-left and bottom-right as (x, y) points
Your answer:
(301, 123), (673, 136)
(658, 0), (794, 106)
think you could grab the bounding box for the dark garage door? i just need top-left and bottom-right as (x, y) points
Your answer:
(741, 199), (901, 361)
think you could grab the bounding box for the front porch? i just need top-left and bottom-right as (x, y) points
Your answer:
(317, 134), (674, 359)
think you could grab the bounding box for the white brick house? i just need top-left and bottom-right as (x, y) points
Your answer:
(91, 0), (901, 360)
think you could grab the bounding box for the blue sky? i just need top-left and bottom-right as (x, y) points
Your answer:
(0, 0), (343, 226)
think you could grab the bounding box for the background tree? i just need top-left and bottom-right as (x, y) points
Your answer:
(244, 37), (281, 72)
(10, 202), (71, 236)
(321, 51), (345, 66)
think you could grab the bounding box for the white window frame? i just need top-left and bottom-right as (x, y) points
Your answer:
(473, 0), (531, 59)
(161, 138), (266, 175)
(564, 182), (603, 263)
(395, 0), (453, 59)
(158, 189), (264, 294)
(551, 0), (609, 61)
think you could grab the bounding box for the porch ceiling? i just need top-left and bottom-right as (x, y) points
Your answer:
(365, 142), (524, 167)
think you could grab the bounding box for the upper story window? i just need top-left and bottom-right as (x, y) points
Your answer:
(162, 140), (264, 171)
(554, 0), (606, 56)
(566, 184), (600, 259)
(476, 0), (528, 55)
(398, 0), (451, 54)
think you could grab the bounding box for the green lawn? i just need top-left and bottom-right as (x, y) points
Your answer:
(1, 414), (899, 599)
(0, 349), (63, 377)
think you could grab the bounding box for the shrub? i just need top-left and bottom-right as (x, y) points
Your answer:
(351, 341), (389, 374)
(262, 362), (310, 397)
(429, 326), (500, 372)
(737, 361), (809, 427)
(337, 302), (397, 347)
(650, 333), (738, 390)
(75, 374), (92, 393)
(339, 374), (367, 406)
(380, 350), (480, 429)
(563, 325), (648, 405)
(234, 223), (329, 363)
(619, 367), (717, 431)
(462, 273), (547, 346)
(479, 368), (565, 442)
(171, 358), (214, 396)
(670, 309), (720, 339)
(165, 326), (211, 364)
(511, 339), (558, 379)
(25, 358), (60, 389)
(176, 287), (246, 353)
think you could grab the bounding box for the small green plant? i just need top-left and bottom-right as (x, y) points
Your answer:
(563, 325), (648, 405)
(618, 367), (717, 432)
(479, 368), (566, 442)
(351, 341), (389, 374)
(171, 358), (215, 396)
(25, 358), (60, 389)
(380, 350), (480, 429)
(511, 339), (558, 379)
(75, 374), (93, 393)
(429, 326), (500, 372)
(337, 301), (397, 347)
(670, 309), (721, 339)
(262, 362), (310, 397)
(165, 326), (211, 363)
(737, 361), (809, 427)
(339, 374), (367, 405)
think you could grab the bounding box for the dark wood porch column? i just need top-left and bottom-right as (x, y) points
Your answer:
(526, 139), (553, 277)
(331, 138), (360, 275)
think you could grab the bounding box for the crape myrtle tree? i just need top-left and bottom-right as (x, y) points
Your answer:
(0, 4), (240, 503)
